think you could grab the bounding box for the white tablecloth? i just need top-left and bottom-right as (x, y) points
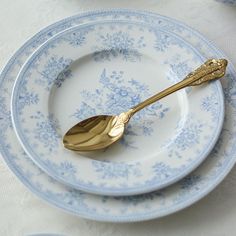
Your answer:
(0, 0), (236, 235)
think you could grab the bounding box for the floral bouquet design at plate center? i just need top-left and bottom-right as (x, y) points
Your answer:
(71, 69), (170, 148)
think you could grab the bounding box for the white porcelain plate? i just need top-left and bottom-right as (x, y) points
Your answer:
(11, 20), (224, 196)
(1, 10), (235, 222)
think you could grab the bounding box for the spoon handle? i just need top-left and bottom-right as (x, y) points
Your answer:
(130, 59), (228, 115)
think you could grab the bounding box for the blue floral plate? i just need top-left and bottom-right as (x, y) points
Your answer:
(216, 0), (236, 5)
(1, 10), (235, 221)
(10, 20), (224, 196)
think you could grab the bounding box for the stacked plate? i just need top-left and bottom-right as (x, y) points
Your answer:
(1, 9), (236, 222)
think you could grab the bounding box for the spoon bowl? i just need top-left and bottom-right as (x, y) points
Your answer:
(63, 114), (127, 151)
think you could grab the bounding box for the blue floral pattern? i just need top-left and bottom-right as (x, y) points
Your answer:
(165, 116), (205, 158)
(180, 175), (202, 190)
(175, 121), (204, 151)
(63, 27), (93, 47)
(153, 162), (183, 179)
(18, 80), (39, 112)
(202, 92), (221, 122)
(0, 96), (11, 131)
(164, 55), (192, 82)
(102, 191), (164, 206)
(36, 56), (73, 91)
(154, 32), (185, 52)
(170, 61), (191, 79)
(45, 160), (77, 182)
(144, 162), (186, 186)
(72, 69), (169, 148)
(30, 111), (61, 152)
(92, 31), (146, 62)
(92, 161), (141, 179)
(173, 174), (203, 203)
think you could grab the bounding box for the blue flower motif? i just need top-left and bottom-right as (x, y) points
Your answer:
(152, 163), (179, 179)
(174, 121), (204, 151)
(154, 33), (173, 52)
(0, 96), (11, 131)
(170, 61), (191, 79)
(163, 115), (205, 158)
(180, 175), (201, 190)
(108, 191), (164, 206)
(154, 31), (188, 52)
(93, 31), (146, 62)
(17, 80), (39, 112)
(201, 93), (220, 122)
(63, 27), (93, 47)
(173, 174), (203, 203)
(72, 102), (97, 120)
(36, 56), (73, 90)
(92, 161), (141, 179)
(164, 55), (192, 82)
(62, 190), (87, 208)
(45, 160), (77, 181)
(145, 162), (184, 185)
(72, 69), (169, 148)
(57, 162), (77, 178)
(31, 111), (61, 152)
(45, 189), (93, 212)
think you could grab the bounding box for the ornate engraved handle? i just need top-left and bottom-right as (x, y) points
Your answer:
(187, 59), (228, 86)
(129, 59), (228, 115)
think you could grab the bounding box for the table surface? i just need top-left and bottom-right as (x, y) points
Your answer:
(1, 0), (236, 235)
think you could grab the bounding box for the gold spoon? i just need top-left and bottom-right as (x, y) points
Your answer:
(63, 59), (228, 152)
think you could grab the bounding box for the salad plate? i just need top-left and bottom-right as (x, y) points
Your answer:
(11, 20), (224, 196)
(1, 10), (235, 222)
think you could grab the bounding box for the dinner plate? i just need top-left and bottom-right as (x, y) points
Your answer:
(1, 10), (235, 222)
(11, 20), (224, 196)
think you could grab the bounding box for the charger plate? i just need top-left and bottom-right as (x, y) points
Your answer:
(11, 20), (224, 196)
(0, 10), (235, 222)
